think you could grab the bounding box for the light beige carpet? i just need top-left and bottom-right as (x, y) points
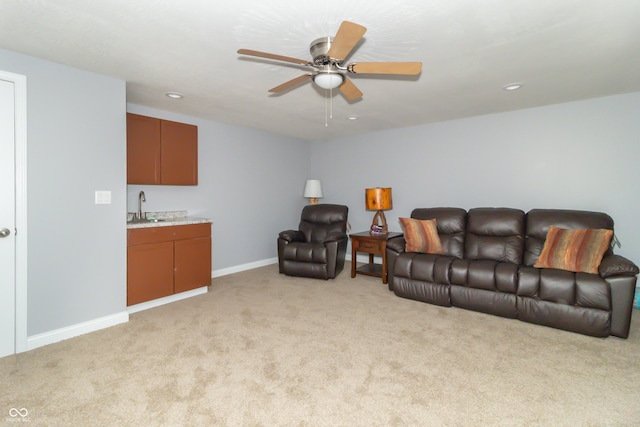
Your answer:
(2, 263), (640, 426)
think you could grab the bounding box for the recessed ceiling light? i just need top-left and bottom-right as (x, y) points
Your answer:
(165, 92), (184, 99)
(346, 115), (359, 121)
(502, 83), (523, 91)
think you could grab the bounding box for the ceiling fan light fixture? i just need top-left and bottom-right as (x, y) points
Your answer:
(313, 72), (345, 90)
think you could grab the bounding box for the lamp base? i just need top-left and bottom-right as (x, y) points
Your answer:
(308, 198), (319, 205)
(370, 210), (388, 235)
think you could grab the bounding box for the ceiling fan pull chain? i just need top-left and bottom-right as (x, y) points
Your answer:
(325, 91), (329, 127)
(329, 87), (333, 119)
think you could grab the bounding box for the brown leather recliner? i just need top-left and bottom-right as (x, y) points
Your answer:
(278, 204), (349, 280)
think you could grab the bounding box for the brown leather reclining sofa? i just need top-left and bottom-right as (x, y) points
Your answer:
(386, 208), (639, 338)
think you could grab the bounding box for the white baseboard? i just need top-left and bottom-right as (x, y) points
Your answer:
(127, 286), (208, 314)
(22, 257), (305, 353)
(210, 255), (373, 277)
(212, 257), (278, 278)
(27, 311), (129, 351)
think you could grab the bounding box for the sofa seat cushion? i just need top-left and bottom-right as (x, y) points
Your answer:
(450, 259), (519, 294)
(517, 266), (611, 337)
(518, 266), (611, 310)
(281, 242), (327, 263)
(392, 252), (455, 306)
(393, 252), (454, 284)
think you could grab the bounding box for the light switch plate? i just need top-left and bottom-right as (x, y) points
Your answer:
(95, 190), (111, 205)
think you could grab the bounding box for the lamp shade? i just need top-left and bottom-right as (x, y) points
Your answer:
(365, 188), (392, 211)
(304, 180), (323, 198)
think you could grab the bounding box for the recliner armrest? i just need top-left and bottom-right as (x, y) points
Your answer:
(386, 236), (406, 254)
(599, 254), (640, 278)
(279, 230), (304, 242)
(324, 232), (347, 244)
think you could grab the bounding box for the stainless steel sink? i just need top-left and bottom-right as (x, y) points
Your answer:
(127, 217), (166, 224)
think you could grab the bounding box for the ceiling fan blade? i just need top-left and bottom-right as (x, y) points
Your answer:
(268, 74), (312, 93)
(339, 77), (363, 101)
(327, 21), (367, 61)
(347, 62), (422, 75)
(237, 49), (312, 66)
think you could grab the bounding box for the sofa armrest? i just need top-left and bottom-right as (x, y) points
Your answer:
(279, 230), (304, 242)
(599, 254), (639, 278)
(385, 236), (405, 292)
(386, 235), (406, 254)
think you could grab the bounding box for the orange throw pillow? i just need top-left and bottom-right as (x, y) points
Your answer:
(399, 218), (444, 254)
(534, 226), (613, 274)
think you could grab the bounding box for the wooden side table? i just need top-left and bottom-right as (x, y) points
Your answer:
(350, 231), (402, 284)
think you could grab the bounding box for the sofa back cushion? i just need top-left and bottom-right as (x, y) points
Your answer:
(299, 204), (348, 243)
(411, 208), (467, 258)
(524, 209), (614, 267)
(465, 208), (525, 264)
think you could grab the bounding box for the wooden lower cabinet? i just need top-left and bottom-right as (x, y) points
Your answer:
(127, 241), (174, 305)
(174, 236), (212, 293)
(127, 223), (211, 306)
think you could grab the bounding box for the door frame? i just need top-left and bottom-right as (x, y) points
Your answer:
(0, 70), (28, 353)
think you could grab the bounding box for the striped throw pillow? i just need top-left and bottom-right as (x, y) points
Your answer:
(534, 226), (613, 274)
(399, 218), (444, 254)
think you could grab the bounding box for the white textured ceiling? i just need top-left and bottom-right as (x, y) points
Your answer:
(1, 0), (639, 141)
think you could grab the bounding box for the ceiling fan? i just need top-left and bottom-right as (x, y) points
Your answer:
(237, 21), (422, 101)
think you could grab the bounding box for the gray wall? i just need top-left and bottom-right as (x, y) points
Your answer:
(311, 91), (640, 266)
(0, 48), (127, 336)
(3, 45), (638, 341)
(126, 104), (311, 273)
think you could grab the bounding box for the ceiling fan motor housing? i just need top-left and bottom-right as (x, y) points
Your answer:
(309, 37), (346, 89)
(310, 37), (334, 65)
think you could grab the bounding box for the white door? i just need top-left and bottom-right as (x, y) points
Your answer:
(0, 78), (16, 357)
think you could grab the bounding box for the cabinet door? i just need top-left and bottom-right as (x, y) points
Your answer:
(127, 241), (174, 306)
(160, 119), (198, 185)
(127, 113), (161, 184)
(174, 236), (211, 293)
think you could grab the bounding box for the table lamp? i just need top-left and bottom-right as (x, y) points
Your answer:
(365, 187), (392, 234)
(304, 180), (323, 205)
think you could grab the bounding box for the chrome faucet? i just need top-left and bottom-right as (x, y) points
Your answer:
(137, 191), (146, 220)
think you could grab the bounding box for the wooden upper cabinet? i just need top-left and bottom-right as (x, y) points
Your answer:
(127, 113), (198, 185)
(160, 119), (198, 185)
(127, 113), (161, 184)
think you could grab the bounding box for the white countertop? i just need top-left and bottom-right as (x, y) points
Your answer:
(126, 210), (212, 229)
